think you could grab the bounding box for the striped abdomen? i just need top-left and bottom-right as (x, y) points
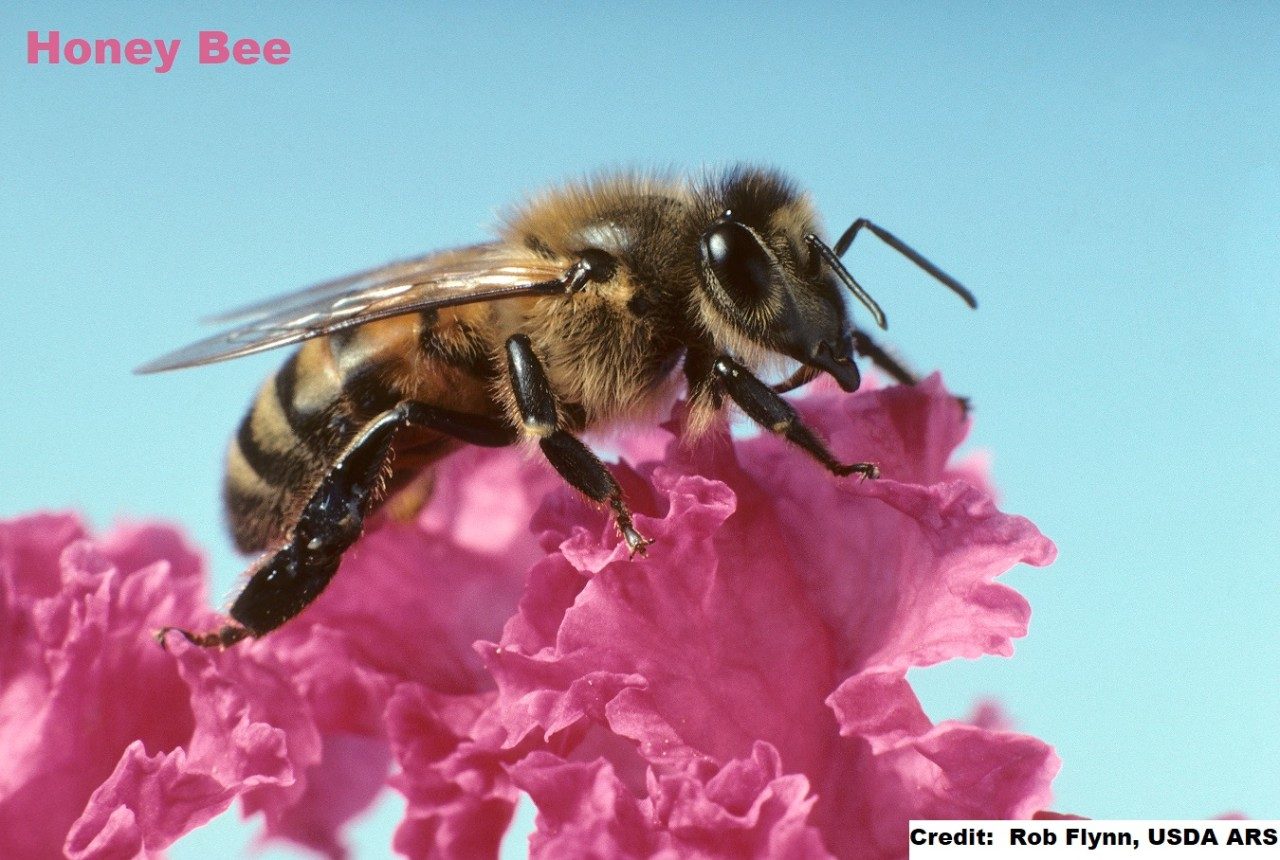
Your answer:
(223, 311), (496, 552)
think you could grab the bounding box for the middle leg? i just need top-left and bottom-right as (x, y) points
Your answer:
(505, 334), (651, 554)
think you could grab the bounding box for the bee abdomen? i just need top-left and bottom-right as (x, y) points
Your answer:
(225, 337), (403, 552)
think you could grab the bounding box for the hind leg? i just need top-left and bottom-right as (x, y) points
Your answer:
(158, 403), (516, 648)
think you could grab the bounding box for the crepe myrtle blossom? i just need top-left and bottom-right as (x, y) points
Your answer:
(0, 375), (1059, 858)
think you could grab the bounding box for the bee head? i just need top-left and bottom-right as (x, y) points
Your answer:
(695, 168), (883, 392)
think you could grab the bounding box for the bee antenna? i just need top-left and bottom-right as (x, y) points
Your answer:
(805, 234), (888, 330)
(832, 219), (978, 309)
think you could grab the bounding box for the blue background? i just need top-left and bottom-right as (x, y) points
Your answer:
(3, 2), (1277, 856)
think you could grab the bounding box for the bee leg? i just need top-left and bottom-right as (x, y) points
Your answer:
(851, 329), (970, 414)
(851, 329), (918, 387)
(159, 403), (517, 649)
(505, 334), (652, 556)
(712, 356), (880, 479)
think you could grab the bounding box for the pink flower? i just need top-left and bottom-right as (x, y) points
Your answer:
(482, 376), (1058, 857)
(0, 375), (1058, 858)
(0, 514), (322, 858)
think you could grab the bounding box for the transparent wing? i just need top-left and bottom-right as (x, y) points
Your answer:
(201, 243), (498, 326)
(136, 245), (570, 373)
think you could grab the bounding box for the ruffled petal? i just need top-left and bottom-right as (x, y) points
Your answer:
(0, 515), (206, 858)
(510, 742), (831, 860)
(509, 752), (657, 859)
(66, 637), (324, 857)
(387, 683), (518, 859)
(479, 379), (1057, 855)
(4, 375), (1062, 858)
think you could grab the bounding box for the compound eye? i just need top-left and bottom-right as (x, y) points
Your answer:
(701, 220), (775, 306)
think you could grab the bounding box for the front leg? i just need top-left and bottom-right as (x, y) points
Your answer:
(851, 329), (918, 388)
(713, 356), (879, 479)
(505, 334), (651, 555)
(851, 329), (970, 415)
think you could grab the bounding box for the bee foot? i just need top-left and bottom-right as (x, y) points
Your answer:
(154, 623), (251, 650)
(622, 525), (654, 558)
(835, 462), (880, 480)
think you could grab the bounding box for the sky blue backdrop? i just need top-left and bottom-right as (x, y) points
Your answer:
(4, 2), (1277, 857)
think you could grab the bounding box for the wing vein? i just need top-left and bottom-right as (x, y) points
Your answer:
(137, 248), (570, 374)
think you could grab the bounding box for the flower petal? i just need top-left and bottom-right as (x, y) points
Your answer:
(0, 515), (206, 858)
(480, 380), (1058, 855)
(387, 683), (518, 859)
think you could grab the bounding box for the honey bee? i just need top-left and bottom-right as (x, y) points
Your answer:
(143, 166), (975, 648)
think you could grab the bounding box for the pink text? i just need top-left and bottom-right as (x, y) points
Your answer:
(198, 31), (290, 66)
(28, 30), (180, 74)
(26, 30), (291, 74)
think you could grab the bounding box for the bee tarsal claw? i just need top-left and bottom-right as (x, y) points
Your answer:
(623, 527), (655, 558)
(834, 461), (880, 480)
(154, 624), (251, 650)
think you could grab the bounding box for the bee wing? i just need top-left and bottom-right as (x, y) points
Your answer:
(136, 246), (571, 373)
(200, 243), (499, 326)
